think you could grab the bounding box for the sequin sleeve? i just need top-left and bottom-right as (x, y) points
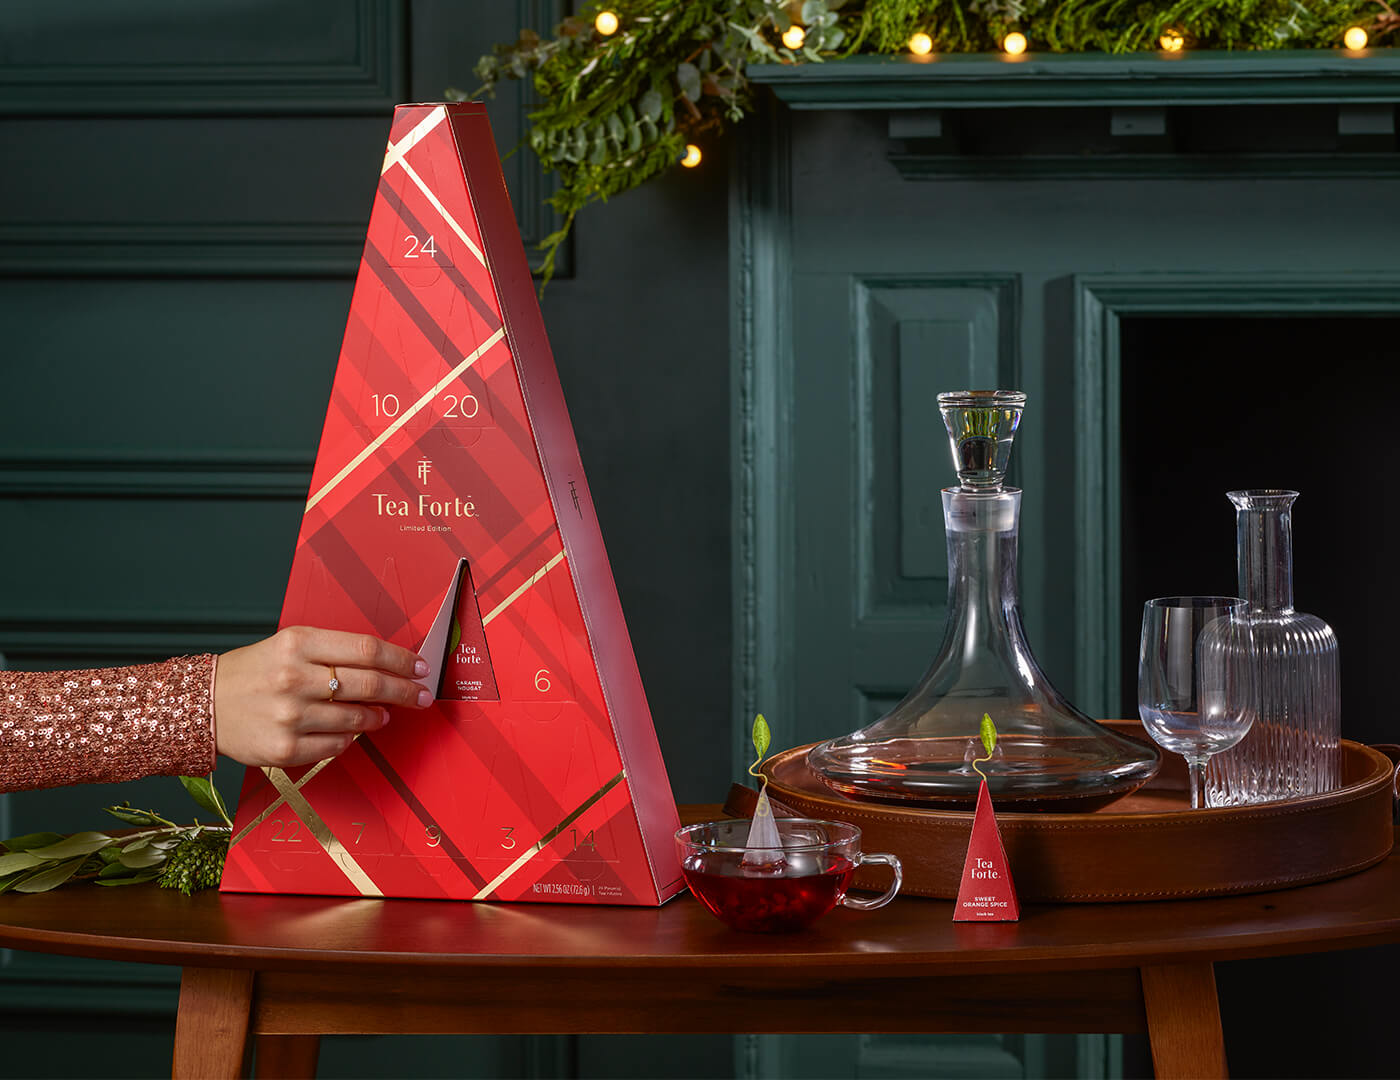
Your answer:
(0, 655), (217, 793)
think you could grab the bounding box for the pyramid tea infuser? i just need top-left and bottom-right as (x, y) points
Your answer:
(808, 390), (1159, 810)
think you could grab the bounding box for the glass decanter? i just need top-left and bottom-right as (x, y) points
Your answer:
(1205, 490), (1340, 805)
(807, 390), (1160, 810)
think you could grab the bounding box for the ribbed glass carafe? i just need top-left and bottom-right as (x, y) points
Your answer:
(1205, 490), (1340, 805)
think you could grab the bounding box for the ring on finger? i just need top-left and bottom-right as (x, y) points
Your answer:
(327, 665), (341, 702)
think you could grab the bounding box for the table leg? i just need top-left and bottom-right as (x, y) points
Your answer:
(254, 1035), (321, 1079)
(1141, 961), (1228, 1080)
(172, 967), (255, 1080)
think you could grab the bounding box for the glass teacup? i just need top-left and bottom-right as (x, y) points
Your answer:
(675, 818), (903, 933)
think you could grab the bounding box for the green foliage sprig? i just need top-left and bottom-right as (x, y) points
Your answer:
(460, 0), (1388, 286)
(457, 0), (857, 284)
(0, 776), (232, 896)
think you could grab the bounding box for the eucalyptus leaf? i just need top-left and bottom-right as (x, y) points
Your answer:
(676, 62), (701, 103)
(1, 832), (66, 852)
(605, 113), (625, 143)
(117, 846), (166, 870)
(626, 124), (642, 152)
(179, 775), (230, 826)
(98, 861), (140, 879)
(95, 870), (161, 887)
(14, 856), (88, 893)
(27, 832), (113, 860)
(0, 852), (45, 876)
(801, 0), (827, 23)
(638, 89), (663, 122)
(104, 805), (159, 826)
(122, 837), (150, 853)
(620, 102), (636, 125)
(639, 117), (659, 143)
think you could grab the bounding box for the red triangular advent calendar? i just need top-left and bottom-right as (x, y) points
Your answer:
(220, 103), (684, 905)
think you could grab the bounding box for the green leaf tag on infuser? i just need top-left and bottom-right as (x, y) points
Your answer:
(980, 714), (997, 758)
(752, 713), (771, 765)
(973, 713), (997, 781)
(743, 713), (783, 868)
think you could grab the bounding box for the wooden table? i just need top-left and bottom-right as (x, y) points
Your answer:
(0, 820), (1396, 1080)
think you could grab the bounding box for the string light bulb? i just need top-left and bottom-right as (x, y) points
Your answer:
(1344, 25), (1368, 49)
(909, 32), (934, 56)
(1159, 27), (1185, 52)
(782, 24), (806, 49)
(680, 144), (702, 168)
(594, 10), (619, 35)
(1002, 31), (1028, 55)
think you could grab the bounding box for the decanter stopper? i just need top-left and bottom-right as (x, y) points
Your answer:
(938, 390), (1026, 492)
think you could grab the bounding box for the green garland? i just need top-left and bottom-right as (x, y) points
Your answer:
(458, 0), (1395, 283)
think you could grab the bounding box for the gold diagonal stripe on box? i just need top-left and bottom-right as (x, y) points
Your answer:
(473, 770), (627, 901)
(264, 768), (384, 897)
(481, 549), (566, 626)
(305, 326), (505, 512)
(397, 155), (487, 268)
(231, 758), (338, 848)
(381, 106), (446, 177)
(378, 104), (487, 268)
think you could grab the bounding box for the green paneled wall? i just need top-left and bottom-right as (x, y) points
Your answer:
(736, 61), (1400, 1079)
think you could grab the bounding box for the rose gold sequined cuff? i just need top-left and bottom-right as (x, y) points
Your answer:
(0, 655), (218, 793)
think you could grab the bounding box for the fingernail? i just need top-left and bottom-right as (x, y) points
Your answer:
(380, 708), (391, 726)
(417, 689), (433, 708)
(413, 658), (429, 677)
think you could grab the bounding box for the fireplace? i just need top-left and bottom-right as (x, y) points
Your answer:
(1119, 314), (1400, 737)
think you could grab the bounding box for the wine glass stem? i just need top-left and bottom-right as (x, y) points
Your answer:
(1186, 756), (1207, 810)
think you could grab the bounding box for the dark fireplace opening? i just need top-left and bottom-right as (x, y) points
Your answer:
(1119, 314), (1399, 747)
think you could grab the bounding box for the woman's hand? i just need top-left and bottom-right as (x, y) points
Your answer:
(214, 626), (431, 768)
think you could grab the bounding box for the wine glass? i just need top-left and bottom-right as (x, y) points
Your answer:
(1138, 597), (1257, 809)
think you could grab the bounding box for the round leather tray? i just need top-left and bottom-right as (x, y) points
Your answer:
(727, 723), (1400, 902)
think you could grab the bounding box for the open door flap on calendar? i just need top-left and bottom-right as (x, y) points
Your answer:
(219, 103), (684, 906)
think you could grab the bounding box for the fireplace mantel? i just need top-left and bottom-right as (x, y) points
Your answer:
(748, 50), (1400, 108)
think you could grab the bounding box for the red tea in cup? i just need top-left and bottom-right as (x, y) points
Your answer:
(682, 855), (856, 933)
(675, 819), (901, 933)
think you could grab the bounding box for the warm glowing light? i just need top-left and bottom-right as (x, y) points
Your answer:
(1344, 25), (1369, 49)
(1159, 28), (1185, 52)
(1002, 32), (1028, 56)
(909, 32), (934, 56)
(782, 24), (806, 49)
(594, 10), (619, 35)
(680, 144), (702, 168)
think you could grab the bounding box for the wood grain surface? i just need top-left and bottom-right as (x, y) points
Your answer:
(0, 822), (1392, 981)
(0, 812), (1392, 1080)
